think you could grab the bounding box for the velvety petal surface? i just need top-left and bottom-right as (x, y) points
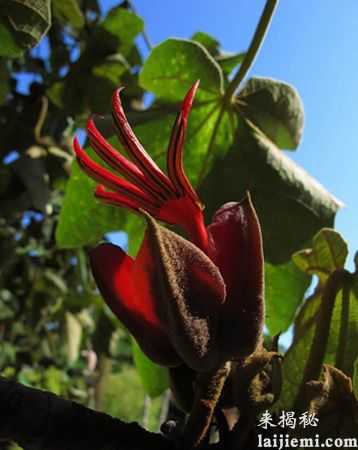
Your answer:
(89, 243), (180, 366)
(142, 213), (227, 371)
(207, 194), (264, 359)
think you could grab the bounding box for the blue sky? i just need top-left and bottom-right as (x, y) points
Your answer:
(102, 0), (358, 268)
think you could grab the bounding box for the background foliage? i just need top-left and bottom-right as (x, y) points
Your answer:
(1, 0), (358, 446)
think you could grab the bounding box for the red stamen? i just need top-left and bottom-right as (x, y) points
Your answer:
(112, 88), (175, 197)
(87, 118), (168, 203)
(74, 138), (160, 211)
(95, 185), (158, 216)
(167, 81), (203, 207)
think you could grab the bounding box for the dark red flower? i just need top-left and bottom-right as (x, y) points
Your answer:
(74, 82), (264, 371)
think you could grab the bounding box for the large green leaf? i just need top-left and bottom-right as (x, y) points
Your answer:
(265, 260), (311, 336)
(293, 228), (348, 282)
(132, 340), (169, 398)
(199, 119), (342, 264)
(0, 0), (51, 50)
(140, 38), (224, 101)
(238, 77), (304, 149)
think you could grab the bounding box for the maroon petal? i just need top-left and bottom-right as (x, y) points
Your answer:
(207, 193), (264, 359)
(141, 213), (226, 371)
(89, 243), (180, 366)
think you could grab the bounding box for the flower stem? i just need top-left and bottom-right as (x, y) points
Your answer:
(224, 0), (279, 104)
(182, 362), (231, 448)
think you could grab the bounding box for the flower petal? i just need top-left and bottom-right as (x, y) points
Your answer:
(89, 243), (180, 366)
(208, 193), (264, 359)
(141, 212), (226, 371)
(74, 138), (160, 211)
(88, 117), (166, 202)
(95, 185), (158, 217)
(112, 88), (175, 197)
(167, 81), (202, 206)
(158, 196), (209, 252)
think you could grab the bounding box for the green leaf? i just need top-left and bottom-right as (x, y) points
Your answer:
(278, 273), (358, 410)
(18, 366), (41, 387)
(92, 54), (129, 85)
(238, 77), (304, 149)
(265, 260), (311, 336)
(199, 119), (342, 264)
(0, 22), (24, 57)
(216, 51), (246, 75)
(0, 300), (15, 320)
(132, 339), (169, 398)
(7, 443), (22, 450)
(191, 31), (220, 56)
(1, 0), (51, 50)
(100, 7), (143, 56)
(191, 31), (245, 76)
(140, 38), (224, 101)
(293, 228), (348, 282)
(52, 0), (84, 29)
(47, 81), (64, 108)
(43, 366), (63, 395)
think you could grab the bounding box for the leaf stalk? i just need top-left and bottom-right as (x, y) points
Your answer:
(224, 0), (279, 104)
